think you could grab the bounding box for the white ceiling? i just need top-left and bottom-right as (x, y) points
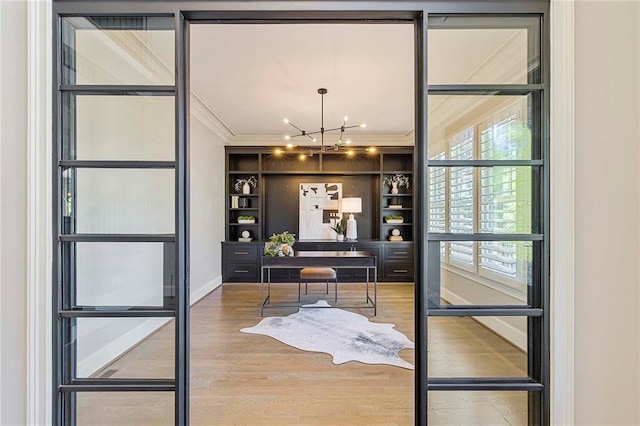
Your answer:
(186, 24), (521, 141)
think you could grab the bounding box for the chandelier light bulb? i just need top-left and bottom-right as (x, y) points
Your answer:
(360, 123), (367, 128)
(344, 116), (349, 121)
(283, 118), (289, 124)
(312, 138), (317, 142)
(284, 135), (290, 140)
(345, 140), (352, 145)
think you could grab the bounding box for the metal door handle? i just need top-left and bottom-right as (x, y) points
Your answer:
(394, 269), (408, 273)
(234, 270), (249, 273)
(393, 251), (408, 255)
(234, 251), (249, 255)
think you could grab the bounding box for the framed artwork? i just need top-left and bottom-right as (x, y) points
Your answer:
(299, 183), (342, 239)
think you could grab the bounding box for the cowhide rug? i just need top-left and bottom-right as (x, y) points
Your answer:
(240, 301), (414, 369)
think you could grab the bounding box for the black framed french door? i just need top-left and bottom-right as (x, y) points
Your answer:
(52, 2), (549, 425)
(52, 10), (189, 426)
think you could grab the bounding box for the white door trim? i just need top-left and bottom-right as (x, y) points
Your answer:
(26, 1), (53, 424)
(550, 0), (575, 424)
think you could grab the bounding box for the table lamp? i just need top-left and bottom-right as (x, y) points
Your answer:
(341, 197), (362, 241)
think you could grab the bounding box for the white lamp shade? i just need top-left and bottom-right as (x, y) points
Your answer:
(341, 197), (362, 214)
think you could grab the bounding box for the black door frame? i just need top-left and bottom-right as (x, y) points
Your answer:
(52, 2), (550, 425)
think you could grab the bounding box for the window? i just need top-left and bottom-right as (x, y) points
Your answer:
(448, 128), (474, 267)
(431, 99), (532, 288)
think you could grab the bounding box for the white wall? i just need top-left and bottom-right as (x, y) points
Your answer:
(574, 1), (640, 424)
(190, 117), (225, 298)
(0, 2), (28, 425)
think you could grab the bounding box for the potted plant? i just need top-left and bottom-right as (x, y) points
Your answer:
(234, 176), (258, 194)
(330, 217), (347, 241)
(383, 173), (410, 194)
(385, 215), (404, 224)
(268, 231), (296, 256)
(237, 215), (255, 224)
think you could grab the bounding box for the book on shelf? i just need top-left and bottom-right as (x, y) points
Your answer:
(388, 205), (403, 209)
(388, 236), (404, 241)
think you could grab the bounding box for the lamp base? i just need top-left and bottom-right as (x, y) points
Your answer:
(346, 213), (357, 241)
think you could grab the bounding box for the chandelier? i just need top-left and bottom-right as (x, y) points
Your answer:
(282, 88), (368, 156)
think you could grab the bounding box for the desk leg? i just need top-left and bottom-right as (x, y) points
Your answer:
(260, 267), (264, 316)
(366, 268), (370, 303)
(374, 266), (377, 316)
(267, 268), (271, 305)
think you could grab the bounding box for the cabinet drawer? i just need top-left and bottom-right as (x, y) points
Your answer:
(385, 245), (414, 261)
(384, 263), (414, 281)
(225, 263), (259, 281)
(224, 244), (258, 261)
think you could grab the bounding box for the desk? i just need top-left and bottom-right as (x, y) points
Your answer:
(260, 250), (377, 316)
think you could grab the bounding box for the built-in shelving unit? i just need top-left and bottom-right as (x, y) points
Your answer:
(223, 146), (414, 282)
(225, 146), (413, 242)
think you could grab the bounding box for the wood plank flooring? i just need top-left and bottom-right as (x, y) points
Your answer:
(79, 283), (527, 425)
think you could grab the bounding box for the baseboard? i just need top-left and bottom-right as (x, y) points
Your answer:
(191, 275), (222, 306)
(78, 275), (222, 377)
(77, 317), (171, 378)
(441, 288), (527, 351)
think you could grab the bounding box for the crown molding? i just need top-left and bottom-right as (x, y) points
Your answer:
(107, 32), (233, 143)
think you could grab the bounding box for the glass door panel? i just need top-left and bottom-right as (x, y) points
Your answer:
(55, 14), (184, 426)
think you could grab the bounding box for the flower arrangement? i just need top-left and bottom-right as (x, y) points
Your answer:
(383, 173), (410, 189)
(234, 176), (257, 193)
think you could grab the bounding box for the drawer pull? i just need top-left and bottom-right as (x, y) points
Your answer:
(394, 269), (408, 273)
(393, 251), (408, 255)
(234, 270), (249, 273)
(233, 251), (249, 255)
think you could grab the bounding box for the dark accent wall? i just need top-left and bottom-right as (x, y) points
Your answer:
(264, 174), (379, 240)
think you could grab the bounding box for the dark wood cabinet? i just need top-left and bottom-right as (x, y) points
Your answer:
(222, 240), (413, 283)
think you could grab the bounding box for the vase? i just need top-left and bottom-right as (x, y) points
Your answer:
(242, 182), (250, 194)
(337, 234), (344, 242)
(391, 181), (399, 194)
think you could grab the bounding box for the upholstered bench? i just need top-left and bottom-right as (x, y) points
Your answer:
(298, 267), (338, 302)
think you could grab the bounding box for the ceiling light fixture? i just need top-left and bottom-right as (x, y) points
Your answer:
(283, 88), (366, 156)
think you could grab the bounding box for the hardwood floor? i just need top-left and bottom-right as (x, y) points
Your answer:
(80, 283), (527, 425)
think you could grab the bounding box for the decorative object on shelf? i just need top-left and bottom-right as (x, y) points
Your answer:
(269, 231), (296, 256)
(238, 197), (249, 208)
(282, 88), (367, 157)
(391, 228), (401, 237)
(231, 195), (239, 208)
(389, 228), (403, 241)
(237, 216), (256, 224)
(239, 230), (252, 242)
(235, 176), (257, 194)
(342, 197), (362, 241)
(385, 215), (404, 224)
(383, 173), (410, 195)
(388, 197), (403, 209)
(330, 217), (347, 241)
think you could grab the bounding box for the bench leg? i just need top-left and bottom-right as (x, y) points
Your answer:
(334, 277), (338, 302)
